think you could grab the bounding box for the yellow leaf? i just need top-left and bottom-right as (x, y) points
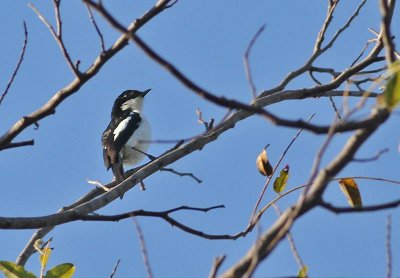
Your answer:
(256, 145), (273, 177)
(339, 178), (362, 208)
(40, 245), (52, 270)
(298, 265), (308, 278)
(273, 165), (289, 193)
(379, 63), (400, 111)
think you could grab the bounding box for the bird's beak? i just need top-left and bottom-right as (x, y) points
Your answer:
(142, 89), (151, 97)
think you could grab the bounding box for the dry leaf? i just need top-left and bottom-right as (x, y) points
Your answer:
(256, 145), (273, 177)
(339, 178), (362, 208)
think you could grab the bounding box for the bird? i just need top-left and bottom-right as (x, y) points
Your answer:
(102, 89), (151, 182)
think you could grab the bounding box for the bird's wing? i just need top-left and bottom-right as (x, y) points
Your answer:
(102, 124), (115, 170)
(102, 113), (142, 170)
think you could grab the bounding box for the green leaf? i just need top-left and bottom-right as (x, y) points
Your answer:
(273, 165), (289, 193)
(298, 265), (308, 278)
(380, 64), (400, 111)
(0, 261), (36, 278)
(339, 178), (362, 208)
(44, 263), (75, 278)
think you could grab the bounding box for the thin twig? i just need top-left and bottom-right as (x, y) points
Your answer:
(332, 176), (400, 185)
(0, 21), (28, 105)
(386, 214), (392, 278)
(350, 39), (375, 67)
(208, 255), (226, 278)
(328, 96), (342, 121)
(109, 259), (121, 278)
(29, 3), (81, 77)
(86, 4), (106, 52)
(130, 147), (202, 183)
(252, 185), (306, 229)
(161, 167), (202, 183)
(314, 0), (339, 52)
(77, 205), (234, 240)
(87, 179), (110, 192)
(133, 218), (153, 278)
(353, 148), (389, 162)
(196, 108), (214, 131)
(307, 115), (338, 185)
(244, 24), (265, 98)
(272, 204), (305, 269)
(320, 0), (367, 53)
(320, 199), (400, 213)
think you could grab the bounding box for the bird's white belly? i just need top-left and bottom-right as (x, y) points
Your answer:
(120, 117), (151, 166)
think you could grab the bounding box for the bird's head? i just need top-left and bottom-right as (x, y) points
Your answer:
(112, 89), (151, 117)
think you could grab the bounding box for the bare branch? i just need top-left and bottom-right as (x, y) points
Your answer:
(320, 199), (400, 213)
(320, 0), (367, 53)
(353, 148), (389, 162)
(379, 0), (397, 65)
(0, 21), (28, 105)
(272, 205), (305, 270)
(386, 214), (392, 278)
(308, 119), (337, 184)
(328, 96), (342, 120)
(29, 2), (81, 77)
(109, 259), (121, 278)
(160, 167), (202, 183)
(0, 140), (34, 151)
(86, 4), (106, 52)
(87, 179), (110, 192)
(244, 24), (265, 98)
(208, 255), (226, 278)
(332, 176), (400, 185)
(133, 218), (153, 278)
(314, 0), (339, 52)
(350, 39), (376, 67)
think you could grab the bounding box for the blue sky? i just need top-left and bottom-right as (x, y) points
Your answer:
(1, 1), (400, 277)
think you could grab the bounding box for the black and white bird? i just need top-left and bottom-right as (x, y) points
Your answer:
(102, 89), (151, 181)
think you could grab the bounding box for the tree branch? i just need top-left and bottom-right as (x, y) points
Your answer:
(0, 21), (28, 106)
(244, 24), (265, 98)
(29, 2), (81, 77)
(320, 199), (400, 213)
(0, 140), (34, 151)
